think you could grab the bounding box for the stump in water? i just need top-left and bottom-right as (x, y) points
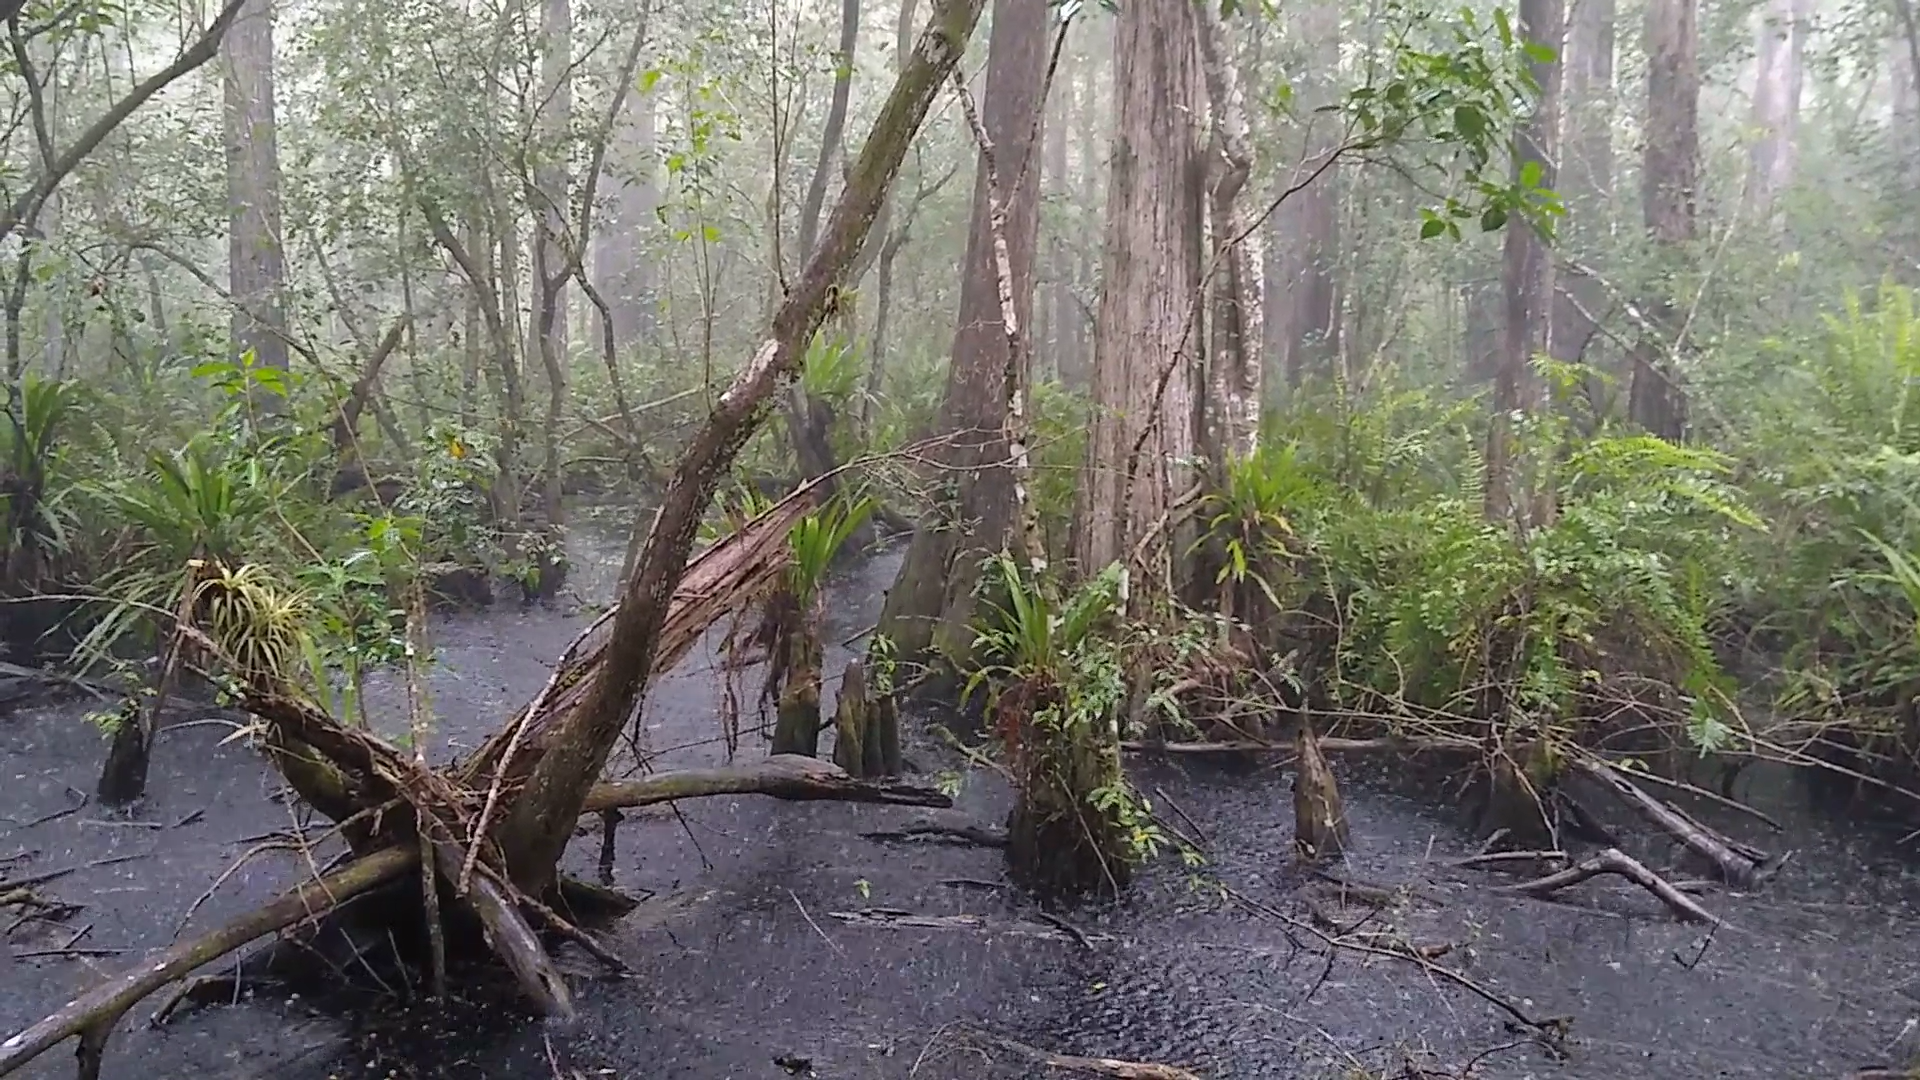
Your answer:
(1292, 715), (1348, 861)
(1475, 737), (1558, 849)
(831, 660), (904, 777)
(770, 592), (823, 756)
(1002, 682), (1133, 900)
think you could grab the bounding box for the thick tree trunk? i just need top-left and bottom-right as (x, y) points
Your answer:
(1077, 0), (1204, 580)
(876, 0), (1050, 670)
(1484, 0), (1561, 524)
(491, 0), (987, 891)
(222, 0), (287, 382)
(1628, 0), (1698, 442)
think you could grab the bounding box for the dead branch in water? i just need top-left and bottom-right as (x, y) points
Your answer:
(0, 848), (413, 1079)
(859, 819), (1008, 848)
(962, 1027), (1202, 1079)
(1574, 757), (1776, 888)
(1120, 735), (1473, 756)
(1503, 847), (1722, 925)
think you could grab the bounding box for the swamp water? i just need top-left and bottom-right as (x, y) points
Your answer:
(0, 523), (1916, 1078)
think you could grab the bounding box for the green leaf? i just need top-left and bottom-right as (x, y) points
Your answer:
(638, 69), (663, 94)
(1420, 216), (1448, 239)
(1519, 159), (1544, 188)
(1453, 103), (1486, 140)
(1523, 41), (1557, 63)
(1480, 205), (1508, 231)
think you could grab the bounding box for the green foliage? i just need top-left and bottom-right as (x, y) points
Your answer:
(785, 493), (875, 605)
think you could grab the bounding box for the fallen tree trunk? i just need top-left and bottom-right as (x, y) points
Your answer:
(0, 757), (948, 1079)
(581, 754), (948, 812)
(0, 848), (413, 1078)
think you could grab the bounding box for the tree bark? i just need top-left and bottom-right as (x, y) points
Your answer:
(1549, 0), (1613, 374)
(1281, 0), (1342, 390)
(531, 0), (573, 532)
(1484, 0), (1562, 524)
(1628, 0), (1698, 442)
(1194, 1), (1261, 463)
(1744, 0), (1807, 220)
(223, 0), (288, 381)
(1077, 0), (1204, 580)
(876, 0), (1050, 669)
(491, 0), (987, 891)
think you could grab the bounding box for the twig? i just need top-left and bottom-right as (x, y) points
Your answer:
(859, 821), (1008, 848)
(788, 888), (844, 957)
(1151, 785), (1210, 848)
(962, 1027), (1201, 1079)
(1594, 757), (1785, 831)
(1222, 884), (1573, 1055)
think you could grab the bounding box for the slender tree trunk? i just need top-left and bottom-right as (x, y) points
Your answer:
(875, 0), (1050, 669)
(1194, 2), (1261, 463)
(1745, 0), (1807, 220)
(532, 0), (572, 536)
(1550, 0), (1614, 374)
(1283, 0), (1341, 388)
(1628, 0), (1697, 442)
(1077, 0), (1204, 581)
(1484, 0), (1562, 524)
(223, 0), (287, 382)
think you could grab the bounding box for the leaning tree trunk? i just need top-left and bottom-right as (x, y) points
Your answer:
(491, 0), (988, 891)
(875, 0), (1051, 672)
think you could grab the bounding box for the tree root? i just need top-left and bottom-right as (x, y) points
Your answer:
(1503, 846), (1722, 925)
(0, 847), (413, 1079)
(1575, 757), (1777, 888)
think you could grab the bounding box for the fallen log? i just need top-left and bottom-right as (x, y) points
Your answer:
(1573, 757), (1772, 888)
(1504, 846), (1722, 925)
(580, 754), (951, 813)
(1119, 736), (1471, 755)
(0, 847), (413, 1079)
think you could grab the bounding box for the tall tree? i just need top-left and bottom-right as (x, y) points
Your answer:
(1628, 0), (1698, 441)
(1550, 0), (1614, 370)
(875, 0), (1051, 667)
(1279, 0), (1343, 389)
(1485, 0), (1563, 522)
(785, 0), (864, 494)
(1194, 0), (1260, 459)
(1745, 0), (1808, 218)
(1077, 0), (1204, 577)
(224, 0), (288, 378)
(532, 0), (573, 531)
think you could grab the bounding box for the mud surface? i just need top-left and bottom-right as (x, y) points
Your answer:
(2, 520), (1918, 1079)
